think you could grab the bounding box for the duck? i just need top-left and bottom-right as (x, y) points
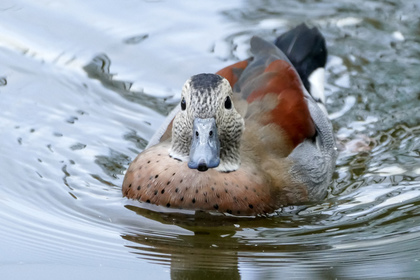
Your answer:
(122, 24), (337, 216)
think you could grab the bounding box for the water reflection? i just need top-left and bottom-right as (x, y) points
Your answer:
(121, 180), (420, 278)
(121, 207), (326, 280)
(84, 54), (176, 115)
(123, 215), (242, 279)
(1, 0), (420, 278)
(92, 0), (420, 277)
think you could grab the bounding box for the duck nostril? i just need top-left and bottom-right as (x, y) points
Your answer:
(209, 130), (213, 137)
(195, 131), (199, 137)
(197, 162), (208, 172)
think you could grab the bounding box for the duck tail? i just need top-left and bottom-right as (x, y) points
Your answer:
(274, 24), (327, 107)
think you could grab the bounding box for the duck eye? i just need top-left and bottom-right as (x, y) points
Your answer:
(181, 98), (186, 111)
(224, 96), (232, 109)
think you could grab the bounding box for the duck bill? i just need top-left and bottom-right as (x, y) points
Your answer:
(188, 118), (220, 172)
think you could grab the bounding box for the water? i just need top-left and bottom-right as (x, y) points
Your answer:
(1, 0), (419, 279)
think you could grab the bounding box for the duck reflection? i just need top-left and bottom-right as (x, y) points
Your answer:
(122, 206), (242, 279)
(120, 204), (333, 279)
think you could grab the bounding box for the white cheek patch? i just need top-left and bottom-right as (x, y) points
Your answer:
(215, 161), (240, 173)
(308, 67), (328, 115)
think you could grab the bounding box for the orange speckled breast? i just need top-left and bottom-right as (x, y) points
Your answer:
(123, 142), (278, 216)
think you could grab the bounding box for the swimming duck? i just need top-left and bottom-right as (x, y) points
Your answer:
(122, 24), (337, 216)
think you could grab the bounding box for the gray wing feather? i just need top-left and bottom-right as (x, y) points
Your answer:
(288, 98), (337, 200)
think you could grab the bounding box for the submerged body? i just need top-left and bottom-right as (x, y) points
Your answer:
(123, 24), (337, 216)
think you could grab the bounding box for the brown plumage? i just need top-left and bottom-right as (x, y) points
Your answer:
(123, 24), (337, 216)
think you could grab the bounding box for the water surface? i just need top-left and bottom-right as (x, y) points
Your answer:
(1, 0), (419, 279)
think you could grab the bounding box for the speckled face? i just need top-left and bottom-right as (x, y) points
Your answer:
(169, 73), (244, 172)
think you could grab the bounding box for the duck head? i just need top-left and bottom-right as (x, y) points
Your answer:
(169, 73), (244, 172)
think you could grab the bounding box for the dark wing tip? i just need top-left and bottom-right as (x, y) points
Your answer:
(274, 24), (327, 93)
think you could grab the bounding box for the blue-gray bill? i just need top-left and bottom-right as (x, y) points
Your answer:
(188, 118), (220, 172)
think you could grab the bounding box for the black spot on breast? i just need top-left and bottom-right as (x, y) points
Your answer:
(154, 190), (158, 195)
(137, 186), (141, 190)
(167, 181), (171, 185)
(147, 161), (151, 164)
(249, 204), (253, 209)
(225, 189), (228, 193)
(155, 174), (159, 179)
(180, 179), (183, 183)
(180, 197), (184, 201)
(146, 199), (150, 203)
(175, 188), (179, 193)
(213, 204), (219, 210)
(195, 189), (199, 194)
(161, 189), (165, 194)
(166, 203), (171, 207)
(226, 209), (232, 214)
(192, 198), (196, 204)
(128, 184), (132, 188)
